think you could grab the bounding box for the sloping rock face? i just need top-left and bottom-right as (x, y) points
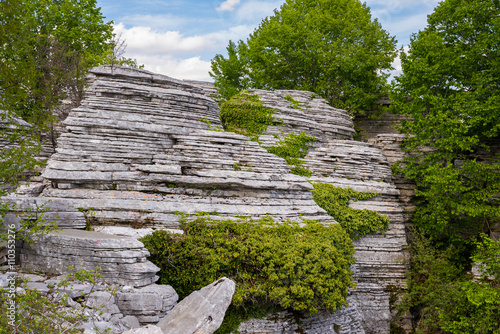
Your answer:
(5, 66), (409, 333)
(157, 277), (235, 334)
(14, 66), (331, 237)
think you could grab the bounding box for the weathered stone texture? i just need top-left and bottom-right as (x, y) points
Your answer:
(243, 90), (409, 334)
(28, 66), (333, 234)
(21, 229), (159, 287)
(2, 66), (413, 333)
(157, 277), (235, 334)
(238, 295), (366, 334)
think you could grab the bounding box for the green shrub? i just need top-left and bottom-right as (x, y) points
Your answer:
(311, 183), (389, 239)
(398, 231), (500, 334)
(140, 215), (355, 332)
(219, 92), (276, 141)
(265, 132), (315, 177)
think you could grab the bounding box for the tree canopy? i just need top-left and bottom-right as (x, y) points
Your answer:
(210, 0), (397, 114)
(0, 0), (137, 193)
(0, 0), (114, 126)
(391, 0), (500, 243)
(392, 0), (500, 332)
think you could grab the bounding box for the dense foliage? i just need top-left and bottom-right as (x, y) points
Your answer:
(311, 183), (389, 239)
(0, 0), (114, 124)
(391, 0), (500, 332)
(399, 231), (500, 334)
(210, 0), (397, 114)
(391, 0), (500, 244)
(140, 215), (355, 332)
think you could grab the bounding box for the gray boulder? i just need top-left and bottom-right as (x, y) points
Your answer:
(157, 277), (235, 334)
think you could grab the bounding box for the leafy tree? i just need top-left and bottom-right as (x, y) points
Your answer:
(391, 0), (500, 244)
(210, 0), (397, 114)
(0, 0), (114, 124)
(392, 1), (500, 332)
(399, 231), (500, 334)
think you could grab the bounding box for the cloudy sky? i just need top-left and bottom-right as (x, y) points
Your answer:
(96, 0), (442, 81)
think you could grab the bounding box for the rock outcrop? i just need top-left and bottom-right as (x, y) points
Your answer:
(11, 66), (332, 239)
(3, 66), (411, 333)
(157, 277), (235, 334)
(0, 271), (178, 333)
(237, 294), (366, 334)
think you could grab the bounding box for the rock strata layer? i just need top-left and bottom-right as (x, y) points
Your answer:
(222, 89), (409, 334)
(21, 229), (159, 287)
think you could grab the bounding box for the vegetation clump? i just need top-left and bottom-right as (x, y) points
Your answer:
(398, 231), (500, 334)
(311, 183), (389, 239)
(219, 92), (276, 141)
(265, 132), (315, 177)
(283, 94), (302, 110)
(140, 214), (355, 333)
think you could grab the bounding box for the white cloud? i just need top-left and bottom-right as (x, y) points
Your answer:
(119, 14), (188, 30)
(217, 0), (241, 12)
(114, 23), (213, 55)
(114, 23), (253, 56)
(134, 55), (212, 81)
(114, 23), (255, 80)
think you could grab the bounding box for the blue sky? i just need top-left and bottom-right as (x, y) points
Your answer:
(96, 0), (442, 81)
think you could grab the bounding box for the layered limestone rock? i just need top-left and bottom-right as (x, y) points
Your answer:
(237, 294), (366, 334)
(16, 66), (332, 237)
(21, 229), (159, 287)
(4, 66), (410, 333)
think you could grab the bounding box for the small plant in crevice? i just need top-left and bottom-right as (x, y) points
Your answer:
(140, 214), (355, 333)
(79, 207), (97, 231)
(264, 132), (315, 177)
(199, 117), (224, 132)
(311, 183), (390, 239)
(232, 162), (241, 171)
(283, 94), (302, 110)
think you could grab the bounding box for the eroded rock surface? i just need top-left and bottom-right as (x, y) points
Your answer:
(157, 277), (235, 334)
(3, 66), (411, 333)
(21, 229), (159, 287)
(218, 89), (409, 334)
(238, 295), (366, 334)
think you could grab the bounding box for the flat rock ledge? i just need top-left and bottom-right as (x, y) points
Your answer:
(21, 229), (159, 287)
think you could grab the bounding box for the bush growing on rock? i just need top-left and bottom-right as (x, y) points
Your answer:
(311, 183), (390, 239)
(140, 215), (355, 330)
